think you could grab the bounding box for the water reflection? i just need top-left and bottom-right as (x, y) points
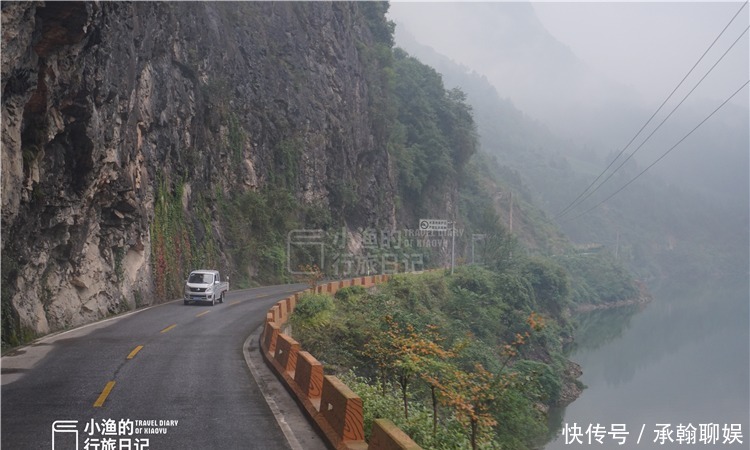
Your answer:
(546, 276), (749, 449)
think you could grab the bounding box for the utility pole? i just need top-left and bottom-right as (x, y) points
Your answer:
(451, 221), (455, 275)
(471, 233), (475, 265)
(493, 191), (514, 233)
(509, 191), (513, 234)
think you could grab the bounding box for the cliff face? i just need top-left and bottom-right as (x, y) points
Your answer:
(1, 1), (396, 342)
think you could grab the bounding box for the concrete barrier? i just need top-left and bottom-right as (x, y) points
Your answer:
(295, 351), (324, 399)
(321, 375), (365, 443)
(283, 296), (294, 315)
(369, 419), (421, 450)
(275, 301), (287, 323)
(271, 304), (282, 323)
(259, 274), (422, 450)
(274, 333), (300, 376)
(263, 321), (280, 355)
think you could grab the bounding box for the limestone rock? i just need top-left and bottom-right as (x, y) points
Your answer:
(1, 2), (397, 340)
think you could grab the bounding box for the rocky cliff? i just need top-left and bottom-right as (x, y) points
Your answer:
(1, 1), (399, 344)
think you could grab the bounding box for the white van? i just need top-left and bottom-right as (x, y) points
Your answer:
(184, 269), (229, 305)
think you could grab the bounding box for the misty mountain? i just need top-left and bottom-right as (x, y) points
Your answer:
(644, 99), (749, 208)
(389, 2), (749, 210)
(388, 2), (643, 146)
(392, 15), (747, 279)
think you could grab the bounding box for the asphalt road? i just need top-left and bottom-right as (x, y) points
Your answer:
(1, 284), (326, 450)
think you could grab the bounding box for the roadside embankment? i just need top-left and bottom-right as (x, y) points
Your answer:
(259, 275), (422, 450)
(572, 281), (653, 313)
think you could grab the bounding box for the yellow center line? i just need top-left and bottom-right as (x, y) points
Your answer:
(195, 310), (211, 317)
(160, 324), (177, 333)
(229, 301), (241, 306)
(93, 381), (116, 407)
(126, 345), (144, 360)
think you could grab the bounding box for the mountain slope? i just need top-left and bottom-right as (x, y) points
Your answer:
(2, 1), (399, 342)
(393, 18), (748, 280)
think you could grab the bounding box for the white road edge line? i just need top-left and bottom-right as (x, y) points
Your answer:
(6, 285), (305, 350)
(243, 330), (304, 450)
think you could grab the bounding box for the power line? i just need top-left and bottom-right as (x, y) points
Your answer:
(554, 1), (748, 219)
(561, 79), (749, 224)
(553, 1), (749, 220)
(556, 23), (749, 220)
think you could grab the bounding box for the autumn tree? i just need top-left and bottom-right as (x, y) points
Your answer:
(362, 312), (545, 446)
(441, 363), (499, 450)
(363, 315), (398, 397)
(364, 317), (457, 421)
(441, 312), (546, 449)
(416, 335), (467, 438)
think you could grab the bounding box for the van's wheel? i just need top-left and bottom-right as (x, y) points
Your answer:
(184, 300), (188, 305)
(210, 295), (215, 306)
(220, 292), (225, 303)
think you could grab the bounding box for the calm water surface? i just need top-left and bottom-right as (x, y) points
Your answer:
(546, 275), (749, 449)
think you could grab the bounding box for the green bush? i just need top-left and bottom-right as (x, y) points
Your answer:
(521, 257), (570, 315)
(288, 293), (340, 361)
(287, 265), (626, 448)
(450, 265), (495, 297)
(513, 360), (561, 403)
(491, 387), (547, 450)
(334, 285), (367, 304)
(290, 293), (334, 326)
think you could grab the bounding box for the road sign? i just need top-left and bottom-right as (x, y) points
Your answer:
(419, 219), (448, 231)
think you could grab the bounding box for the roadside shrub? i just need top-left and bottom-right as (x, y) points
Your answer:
(288, 293), (339, 361)
(513, 359), (561, 404)
(450, 265), (496, 297)
(334, 285), (367, 304)
(290, 293), (334, 327)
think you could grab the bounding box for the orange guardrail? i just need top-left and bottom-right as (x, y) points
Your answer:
(259, 275), (421, 450)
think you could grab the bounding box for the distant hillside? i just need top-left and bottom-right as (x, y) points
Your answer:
(388, 2), (643, 147)
(393, 24), (748, 280)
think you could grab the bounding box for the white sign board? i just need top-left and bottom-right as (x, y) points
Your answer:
(419, 219), (448, 231)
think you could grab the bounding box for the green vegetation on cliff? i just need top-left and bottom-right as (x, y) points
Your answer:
(143, 1), (640, 306)
(388, 48), (477, 212)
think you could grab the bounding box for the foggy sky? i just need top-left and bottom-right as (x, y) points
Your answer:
(533, 1), (749, 109)
(387, 1), (749, 203)
(389, 1), (749, 112)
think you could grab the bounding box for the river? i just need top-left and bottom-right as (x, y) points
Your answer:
(545, 275), (749, 449)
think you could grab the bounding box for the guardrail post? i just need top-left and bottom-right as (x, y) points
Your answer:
(275, 301), (287, 324)
(263, 321), (280, 355)
(369, 419), (421, 450)
(274, 334), (300, 376)
(320, 375), (365, 443)
(294, 351), (324, 400)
